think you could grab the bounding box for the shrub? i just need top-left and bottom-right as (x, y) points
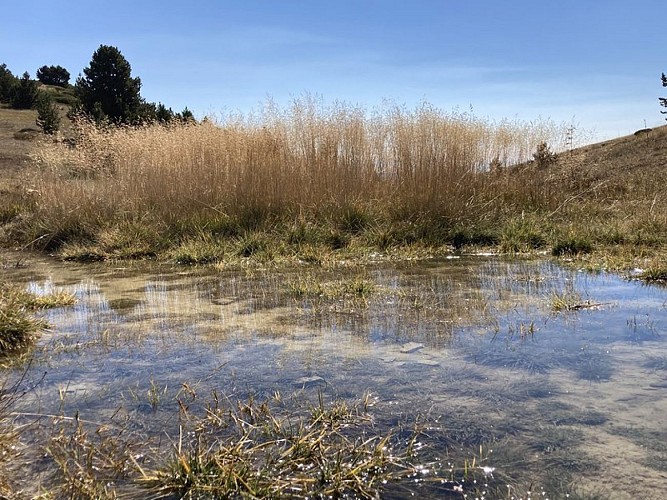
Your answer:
(533, 142), (557, 168)
(36, 93), (60, 134)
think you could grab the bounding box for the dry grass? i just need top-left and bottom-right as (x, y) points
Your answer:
(1, 97), (667, 272)
(36, 391), (511, 499)
(138, 394), (416, 499)
(0, 282), (76, 354)
(12, 98), (561, 254)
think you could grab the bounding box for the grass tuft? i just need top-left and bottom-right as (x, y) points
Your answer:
(0, 283), (76, 353)
(552, 236), (593, 256)
(137, 395), (421, 499)
(639, 267), (667, 283)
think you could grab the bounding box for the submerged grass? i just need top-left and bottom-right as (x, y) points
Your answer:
(35, 392), (512, 499)
(287, 273), (377, 301)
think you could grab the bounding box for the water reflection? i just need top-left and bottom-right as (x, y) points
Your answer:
(3, 256), (667, 498)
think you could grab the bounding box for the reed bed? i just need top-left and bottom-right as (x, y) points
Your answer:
(20, 97), (567, 259)
(14, 96), (667, 268)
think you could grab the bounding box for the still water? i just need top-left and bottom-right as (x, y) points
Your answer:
(3, 255), (667, 498)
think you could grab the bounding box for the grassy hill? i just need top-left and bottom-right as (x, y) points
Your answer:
(0, 106), (40, 213)
(36, 82), (78, 106)
(0, 104), (665, 278)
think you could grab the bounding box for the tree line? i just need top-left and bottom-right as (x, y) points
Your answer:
(1, 45), (195, 135)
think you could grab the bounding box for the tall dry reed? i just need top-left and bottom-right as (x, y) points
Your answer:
(27, 96), (564, 248)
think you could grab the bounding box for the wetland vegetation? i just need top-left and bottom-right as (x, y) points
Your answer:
(0, 97), (665, 276)
(0, 278), (75, 355)
(0, 257), (663, 498)
(1, 98), (667, 498)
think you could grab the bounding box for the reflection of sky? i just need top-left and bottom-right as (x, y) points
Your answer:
(5, 258), (667, 496)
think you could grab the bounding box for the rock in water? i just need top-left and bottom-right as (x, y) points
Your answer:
(417, 359), (440, 366)
(293, 376), (327, 389)
(400, 342), (425, 354)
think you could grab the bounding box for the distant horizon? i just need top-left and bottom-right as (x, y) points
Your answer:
(2, 1), (665, 142)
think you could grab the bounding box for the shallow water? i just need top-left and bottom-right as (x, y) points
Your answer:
(3, 255), (667, 498)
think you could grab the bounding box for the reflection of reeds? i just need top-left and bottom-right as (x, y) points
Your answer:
(639, 267), (667, 284)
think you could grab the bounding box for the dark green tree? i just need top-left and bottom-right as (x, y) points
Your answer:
(155, 103), (175, 123)
(138, 102), (180, 125)
(10, 72), (39, 109)
(177, 107), (195, 124)
(36, 93), (60, 134)
(0, 64), (17, 103)
(660, 73), (667, 119)
(75, 45), (143, 124)
(36, 65), (70, 87)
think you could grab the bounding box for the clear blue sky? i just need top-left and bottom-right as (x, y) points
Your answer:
(2, 0), (665, 140)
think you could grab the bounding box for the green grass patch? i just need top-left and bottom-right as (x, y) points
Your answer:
(172, 237), (225, 265)
(639, 267), (667, 283)
(500, 218), (547, 253)
(0, 283), (76, 353)
(449, 225), (500, 250)
(552, 236), (593, 256)
(287, 273), (377, 301)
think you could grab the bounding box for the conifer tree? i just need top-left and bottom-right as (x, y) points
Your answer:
(10, 72), (38, 109)
(36, 93), (60, 134)
(660, 73), (667, 119)
(0, 64), (17, 103)
(75, 45), (143, 124)
(36, 65), (71, 87)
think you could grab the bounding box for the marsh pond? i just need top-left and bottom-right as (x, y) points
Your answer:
(2, 255), (667, 499)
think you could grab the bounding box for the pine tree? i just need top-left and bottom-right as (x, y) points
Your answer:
(36, 93), (60, 134)
(75, 45), (143, 124)
(36, 65), (70, 87)
(0, 64), (17, 103)
(155, 103), (174, 124)
(660, 73), (667, 119)
(178, 107), (196, 124)
(10, 72), (38, 109)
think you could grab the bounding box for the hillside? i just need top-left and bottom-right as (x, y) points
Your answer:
(0, 106), (40, 208)
(0, 106), (39, 171)
(547, 125), (667, 190)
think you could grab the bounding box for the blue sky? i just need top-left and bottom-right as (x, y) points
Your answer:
(2, 1), (665, 140)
